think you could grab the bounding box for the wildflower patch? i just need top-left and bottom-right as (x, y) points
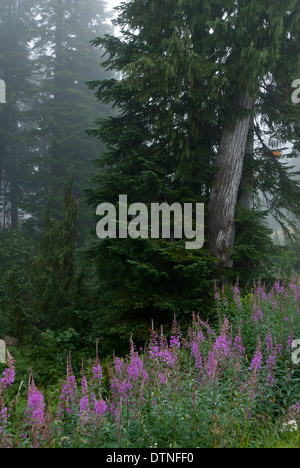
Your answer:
(1, 279), (300, 447)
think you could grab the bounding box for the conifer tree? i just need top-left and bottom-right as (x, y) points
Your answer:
(18, 0), (112, 232)
(84, 0), (300, 345)
(84, 0), (217, 348)
(0, 0), (36, 229)
(207, 0), (300, 266)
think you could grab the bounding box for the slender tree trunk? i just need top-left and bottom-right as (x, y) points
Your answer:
(52, 0), (64, 184)
(10, 183), (19, 229)
(207, 95), (253, 267)
(0, 106), (9, 227)
(239, 114), (255, 210)
(0, 105), (9, 198)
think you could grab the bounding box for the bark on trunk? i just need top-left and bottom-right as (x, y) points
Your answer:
(207, 95), (253, 267)
(0, 108), (9, 197)
(239, 114), (255, 210)
(10, 184), (19, 229)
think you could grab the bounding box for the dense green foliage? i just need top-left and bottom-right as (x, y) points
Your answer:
(0, 0), (37, 229)
(0, 0), (113, 233)
(0, 0), (300, 449)
(1, 280), (300, 448)
(30, 0), (113, 231)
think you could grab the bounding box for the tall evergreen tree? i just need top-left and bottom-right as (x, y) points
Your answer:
(0, 0), (36, 229)
(83, 0), (300, 346)
(84, 0), (219, 349)
(206, 0), (300, 266)
(20, 0), (113, 233)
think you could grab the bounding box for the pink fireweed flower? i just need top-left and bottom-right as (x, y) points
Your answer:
(222, 283), (228, 299)
(205, 349), (219, 383)
(242, 338), (263, 401)
(61, 374), (77, 413)
(276, 341), (283, 356)
(289, 282), (296, 292)
(93, 399), (108, 417)
(204, 319), (232, 383)
(111, 340), (149, 405)
(110, 357), (132, 402)
(197, 329), (205, 345)
(114, 356), (125, 375)
(26, 377), (46, 428)
(79, 376), (90, 423)
(170, 335), (181, 349)
(252, 309), (263, 323)
(92, 361), (103, 387)
(157, 348), (176, 367)
(216, 317), (232, 355)
(234, 279), (242, 310)
(159, 327), (169, 350)
(287, 335), (294, 351)
(127, 339), (149, 382)
(214, 334), (232, 358)
(250, 338), (263, 373)
(233, 327), (246, 360)
(57, 358), (77, 417)
(198, 320), (215, 337)
(265, 353), (276, 387)
(91, 357), (103, 405)
(170, 316), (181, 339)
(191, 341), (203, 369)
(148, 325), (177, 367)
(128, 353), (149, 382)
(0, 407), (8, 435)
(223, 297), (229, 307)
(149, 324), (160, 360)
(288, 402), (300, 421)
(273, 280), (285, 294)
(159, 373), (167, 384)
(79, 394), (89, 418)
(110, 376), (132, 402)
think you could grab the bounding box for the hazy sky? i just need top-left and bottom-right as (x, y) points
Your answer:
(106, 0), (121, 12)
(105, 0), (123, 35)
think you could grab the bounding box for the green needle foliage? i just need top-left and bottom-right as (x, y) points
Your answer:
(82, 0), (300, 347)
(83, 1), (227, 350)
(29, 0), (114, 235)
(0, 0), (37, 230)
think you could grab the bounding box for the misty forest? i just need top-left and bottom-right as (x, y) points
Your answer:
(0, 0), (300, 449)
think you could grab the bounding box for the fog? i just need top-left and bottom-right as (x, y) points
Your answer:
(106, 0), (121, 8)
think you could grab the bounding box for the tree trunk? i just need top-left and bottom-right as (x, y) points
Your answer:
(207, 95), (253, 267)
(238, 113), (255, 210)
(10, 183), (19, 229)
